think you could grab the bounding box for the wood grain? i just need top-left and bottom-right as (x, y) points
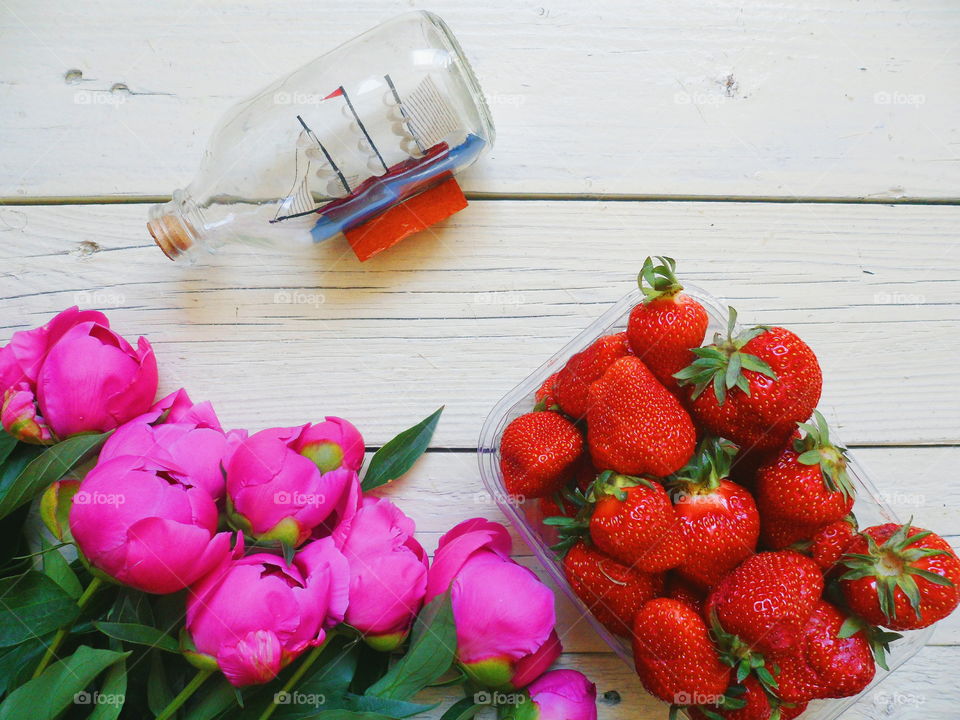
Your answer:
(2, 201), (959, 446)
(2, 0), (959, 199)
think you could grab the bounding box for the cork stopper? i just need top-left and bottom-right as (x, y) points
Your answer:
(147, 213), (195, 260)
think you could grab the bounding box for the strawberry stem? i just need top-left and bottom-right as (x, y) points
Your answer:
(638, 256), (684, 303)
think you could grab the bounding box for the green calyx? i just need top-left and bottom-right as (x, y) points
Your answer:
(668, 437), (738, 495)
(837, 615), (902, 671)
(839, 518), (955, 624)
(793, 410), (855, 501)
(544, 471), (653, 555)
(673, 307), (777, 405)
(709, 612), (779, 695)
(638, 256), (684, 303)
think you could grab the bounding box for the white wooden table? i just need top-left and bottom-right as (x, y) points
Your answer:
(2, 2), (959, 717)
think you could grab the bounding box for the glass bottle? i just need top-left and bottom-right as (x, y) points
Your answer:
(147, 11), (494, 263)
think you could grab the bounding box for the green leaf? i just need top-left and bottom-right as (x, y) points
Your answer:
(182, 678), (238, 720)
(0, 645), (128, 720)
(366, 592), (456, 701)
(147, 650), (175, 716)
(0, 430), (17, 467)
(797, 449), (821, 466)
(0, 432), (108, 520)
(40, 537), (82, 599)
(308, 712), (394, 720)
(0, 571), (79, 647)
(94, 621), (181, 653)
(344, 695), (436, 718)
(88, 656), (128, 720)
(440, 697), (481, 720)
(361, 408), (442, 492)
(0, 641), (44, 695)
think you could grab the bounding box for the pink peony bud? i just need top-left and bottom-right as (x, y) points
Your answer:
(333, 497), (429, 650)
(183, 537), (350, 686)
(69, 455), (233, 594)
(225, 426), (361, 547)
(294, 417), (365, 473)
(0, 307), (158, 443)
(99, 389), (245, 500)
(504, 670), (598, 720)
(427, 519), (560, 689)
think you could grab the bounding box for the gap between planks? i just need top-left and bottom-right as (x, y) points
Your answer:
(3, 193), (960, 207)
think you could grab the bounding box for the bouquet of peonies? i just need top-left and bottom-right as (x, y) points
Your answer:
(0, 308), (598, 720)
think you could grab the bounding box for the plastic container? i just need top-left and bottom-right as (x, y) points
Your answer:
(148, 11), (494, 263)
(478, 284), (934, 720)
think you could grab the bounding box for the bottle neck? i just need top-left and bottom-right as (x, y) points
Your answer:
(147, 190), (207, 261)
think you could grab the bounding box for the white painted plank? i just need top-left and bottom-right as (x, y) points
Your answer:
(2, 200), (959, 445)
(2, 1), (959, 199)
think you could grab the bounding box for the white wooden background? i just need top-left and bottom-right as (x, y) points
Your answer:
(2, 1), (960, 718)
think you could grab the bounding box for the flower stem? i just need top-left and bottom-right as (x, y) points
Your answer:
(256, 634), (336, 720)
(31, 576), (104, 679)
(155, 668), (213, 720)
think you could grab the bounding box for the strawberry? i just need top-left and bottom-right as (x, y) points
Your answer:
(627, 256), (709, 393)
(538, 494), (574, 520)
(587, 356), (696, 476)
(759, 514), (823, 551)
(771, 601), (875, 702)
(810, 516), (859, 575)
(755, 412), (854, 529)
(839, 521), (960, 630)
(706, 550), (823, 654)
(563, 539), (663, 636)
(534, 371), (561, 411)
(554, 332), (631, 418)
(674, 308), (822, 455)
(499, 411), (583, 499)
(632, 598), (731, 704)
(587, 473), (688, 572)
(668, 437), (760, 588)
(666, 572), (707, 616)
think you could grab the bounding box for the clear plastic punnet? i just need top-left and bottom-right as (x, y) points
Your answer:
(478, 285), (934, 720)
(148, 11), (494, 263)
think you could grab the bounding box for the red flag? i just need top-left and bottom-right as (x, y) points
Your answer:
(324, 87), (344, 100)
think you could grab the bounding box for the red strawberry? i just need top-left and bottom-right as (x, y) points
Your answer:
(669, 437), (760, 588)
(675, 308), (822, 455)
(587, 473), (689, 573)
(587, 356), (696, 476)
(627, 256), (709, 393)
(632, 598), (731, 704)
(706, 550), (823, 654)
(666, 572), (707, 616)
(839, 521), (960, 630)
(810, 516), (859, 575)
(759, 514), (823, 551)
(538, 494), (574, 520)
(534, 371), (561, 411)
(772, 601), (875, 702)
(563, 540), (663, 636)
(755, 413), (854, 530)
(554, 332), (631, 418)
(499, 411), (583, 499)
